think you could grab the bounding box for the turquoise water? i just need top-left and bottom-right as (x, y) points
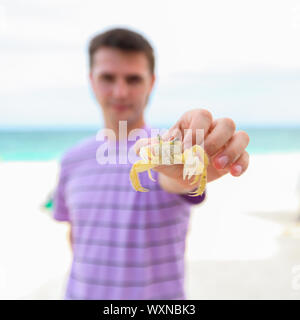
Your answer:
(0, 126), (300, 161)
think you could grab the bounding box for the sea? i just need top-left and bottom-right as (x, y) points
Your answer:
(0, 126), (300, 161)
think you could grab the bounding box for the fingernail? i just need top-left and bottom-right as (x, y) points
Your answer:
(217, 155), (229, 169)
(162, 131), (173, 141)
(234, 165), (242, 175)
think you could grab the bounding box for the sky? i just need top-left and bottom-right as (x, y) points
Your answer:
(0, 0), (300, 128)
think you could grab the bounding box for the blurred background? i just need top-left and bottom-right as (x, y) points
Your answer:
(0, 0), (300, 299)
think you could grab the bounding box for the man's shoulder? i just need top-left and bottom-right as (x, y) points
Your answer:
(60, 135), (99, 167)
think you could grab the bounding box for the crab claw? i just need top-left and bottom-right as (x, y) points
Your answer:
(139, 146), (151, 162)
(182, 145), (209, 196)
(187, 167), (207, 196)
(183, 149), (198, 180)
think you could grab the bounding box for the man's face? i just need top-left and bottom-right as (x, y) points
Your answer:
(89, 47), (155, 127)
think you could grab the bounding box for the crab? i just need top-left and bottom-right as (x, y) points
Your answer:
(129, 135), (209, 196)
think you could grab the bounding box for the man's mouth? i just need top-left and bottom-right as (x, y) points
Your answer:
(111, 104), (130, 112)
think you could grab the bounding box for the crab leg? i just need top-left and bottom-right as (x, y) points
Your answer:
(147, 168), (156, 182)
(188, 169), (207, 196)
(190, 145), (209, 183)
(129, 160), (156, 192)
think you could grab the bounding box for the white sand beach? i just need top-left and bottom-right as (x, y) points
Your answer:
(0, 153), (300, 300)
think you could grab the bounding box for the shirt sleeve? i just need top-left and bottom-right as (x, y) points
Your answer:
(179, 190), (206, 205)
(52, 161), (70, 222)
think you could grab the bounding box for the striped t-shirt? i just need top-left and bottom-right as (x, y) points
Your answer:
(53, 126), (205, 300)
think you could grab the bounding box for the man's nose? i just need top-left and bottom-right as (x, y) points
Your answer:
(113, 80), (129, 99)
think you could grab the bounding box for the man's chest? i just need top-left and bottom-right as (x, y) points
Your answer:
(64, 163), (186, 224)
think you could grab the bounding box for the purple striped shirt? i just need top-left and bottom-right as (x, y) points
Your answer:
(53, 126), (205, 300)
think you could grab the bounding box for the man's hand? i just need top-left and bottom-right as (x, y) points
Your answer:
(163, 109), (250, 182)
(134, 109), (250, 194)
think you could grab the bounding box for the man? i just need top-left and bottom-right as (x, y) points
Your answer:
(53, 28), (249, 300)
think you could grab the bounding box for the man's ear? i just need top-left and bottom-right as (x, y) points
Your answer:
(89, 70), (95, 90)
(150, 73), (156, 91)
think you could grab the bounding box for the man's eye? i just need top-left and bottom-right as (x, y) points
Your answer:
(127, 77), (142, 84)
(100, 75), (114, 82)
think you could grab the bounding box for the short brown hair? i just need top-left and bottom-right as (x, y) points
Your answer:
(88, 28), (155, 74)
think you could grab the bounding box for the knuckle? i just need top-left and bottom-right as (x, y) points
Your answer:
(205, 140), (218, 155)
(236, 151), (249, 168)
(223, 117), (236, 132)
(238, 130), (250, 145)
(241, 154), (250, 171)
(198, 108), (213, 123)
(243, 151), (250, 165)
(231, 151), (241, 163)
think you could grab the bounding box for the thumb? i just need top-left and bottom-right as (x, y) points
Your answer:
(161, 123), (182, 142)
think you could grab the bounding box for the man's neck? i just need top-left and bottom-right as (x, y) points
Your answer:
(104, 118), (146, 140)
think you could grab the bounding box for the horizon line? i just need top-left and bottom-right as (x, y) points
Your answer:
(0, 123), (300, 131)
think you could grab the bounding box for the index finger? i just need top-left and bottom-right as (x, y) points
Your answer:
(162, 109), (213, 150)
